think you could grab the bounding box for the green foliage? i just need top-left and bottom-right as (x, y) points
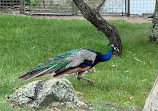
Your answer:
(0, 14), (157, 110)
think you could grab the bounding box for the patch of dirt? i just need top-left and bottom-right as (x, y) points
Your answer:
(33, 15), (152, 23)
(0, 9), (152, 23)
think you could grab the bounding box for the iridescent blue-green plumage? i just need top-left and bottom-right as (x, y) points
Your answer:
(28, 48), (83, 73)
(19, 45), (116, 80)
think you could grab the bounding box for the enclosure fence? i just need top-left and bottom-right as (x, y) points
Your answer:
(0, 0), (156, 16)
(0, 0), (20, 7)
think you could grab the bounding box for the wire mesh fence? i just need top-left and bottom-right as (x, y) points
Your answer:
(23, 0), (77, 15)
(0, 0), (20, 13)
(102, 0), (125, 15)
(130, 0), (155, 16)
(0, 0), (20, 7)
(0, 0), (156, 16)
(22, 0), (127, 16)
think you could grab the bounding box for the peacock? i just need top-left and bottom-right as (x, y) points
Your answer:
(19, 42), (119, 85)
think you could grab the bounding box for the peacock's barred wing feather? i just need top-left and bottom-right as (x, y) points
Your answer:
(27, 48), (83, 74)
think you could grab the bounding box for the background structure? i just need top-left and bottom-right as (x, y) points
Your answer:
(0, 0), (156, 16)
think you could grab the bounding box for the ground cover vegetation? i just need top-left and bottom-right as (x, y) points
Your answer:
(0, 14), (157, 110)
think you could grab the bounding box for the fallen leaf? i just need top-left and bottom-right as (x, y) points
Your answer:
(13, 88), (17, 91)
(75, 91), (84, 96)
(124, 70), (129, 72)
(85, 102), (92, 106)
(142, 92), (149, 95)
(134, 57), (142, 63)
(112, 65), (117, 67)
(14, 105), (20, 109)
(130, 96), (133, 100)
(92, 67), (96, 72)
(53, 107), (60, 111)
(142, 79), (147, 82)
(5, 95), (8, 98)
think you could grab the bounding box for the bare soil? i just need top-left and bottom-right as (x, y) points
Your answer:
(0, 9), (152, 23)
(34, 15), (152, 23)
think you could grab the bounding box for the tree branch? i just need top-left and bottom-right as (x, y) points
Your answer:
(96, 0), (106, 12)
(73, 0), (122, 56)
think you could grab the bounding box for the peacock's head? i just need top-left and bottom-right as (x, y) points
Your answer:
(108, 42), (120, 52)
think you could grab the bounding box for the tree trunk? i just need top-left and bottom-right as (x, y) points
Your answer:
(150, 0), (158, 42)
(73, 0), (122, 56)
(143, 76), (158, 111)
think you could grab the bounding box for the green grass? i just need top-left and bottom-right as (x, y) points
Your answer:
(0, 14), (157, 110)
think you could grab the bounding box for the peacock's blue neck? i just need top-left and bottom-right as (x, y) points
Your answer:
(87, 47), (114, 67)
(103, 47), (114, 61)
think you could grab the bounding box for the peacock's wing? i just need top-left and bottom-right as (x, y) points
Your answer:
(55, 49), (97, 73)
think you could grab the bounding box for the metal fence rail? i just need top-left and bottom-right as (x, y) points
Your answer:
(0, 0), (156, 17)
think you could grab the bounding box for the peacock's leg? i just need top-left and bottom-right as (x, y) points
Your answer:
(77, 71), (82, 85)
(77, 71), (93, 85)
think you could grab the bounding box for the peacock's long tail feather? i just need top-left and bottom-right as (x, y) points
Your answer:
(19, 48), (83, 80)
(18, 67), (59, 80)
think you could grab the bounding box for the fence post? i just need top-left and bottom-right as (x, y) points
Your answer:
(127, 0), (130, 16)
(125, 0), (130, 17)
(72, 1), (77, 15)
(20, 0), (25, 14)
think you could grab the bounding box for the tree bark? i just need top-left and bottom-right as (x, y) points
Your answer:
(150, 0), (158, 42)
(143, 76), (158, 111)
(73, 0), (122, 56)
